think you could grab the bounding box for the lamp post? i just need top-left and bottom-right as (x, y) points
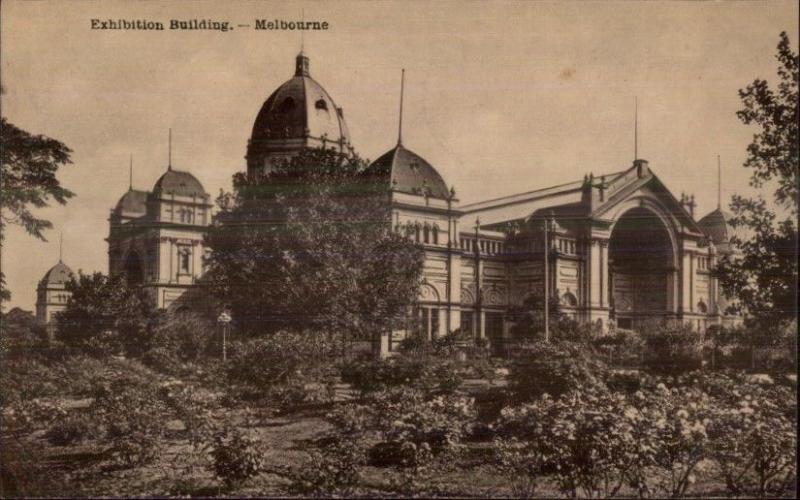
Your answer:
(544, 217), (550, 343)
(217, 307), (232, 362)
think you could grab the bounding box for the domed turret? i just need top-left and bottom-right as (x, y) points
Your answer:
(364, 144), (450, 200)
(36, 260), (74, 327)
(247, 53), (353, 173)
(38, 261), (74, 287)
(153, 169), (207, 199)
(113, 189), (148, 218)
(697, 208), (735, 245)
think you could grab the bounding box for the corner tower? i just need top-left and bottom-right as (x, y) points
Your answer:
(246, 52), (353, 174)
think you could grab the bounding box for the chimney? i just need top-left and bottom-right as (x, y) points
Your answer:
(633, 159), (648, 178)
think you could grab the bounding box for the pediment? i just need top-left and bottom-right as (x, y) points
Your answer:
(591, 169), (705, 237)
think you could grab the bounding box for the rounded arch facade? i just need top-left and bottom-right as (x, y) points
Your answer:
(607, 202), (678, 329)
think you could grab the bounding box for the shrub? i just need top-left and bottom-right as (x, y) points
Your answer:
(2, 398), (68, 435)
(148, 313), (214, 365)
(706, 380), (797, 497)
(92, 379), (168, 467)
(45, 413), (95, 446)
(641, 323), (706, 374)
(209, 426), (265, 489)
(594, 328), (645, 367)
(494, 387), (640, 498)
(321, 386), (474, 494)
(339, 356), (463, 398)
(506, 340), (608, 403)
(493, 437), (542, 497)
(290, 438), (365, 496)
(226, 332), (338, 407)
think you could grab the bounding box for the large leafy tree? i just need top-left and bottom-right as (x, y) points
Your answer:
(716, 32), (798, 326)
(0, 117), (74, 302)
(57, 272), (157, 356)
(205, 147), (424, 343)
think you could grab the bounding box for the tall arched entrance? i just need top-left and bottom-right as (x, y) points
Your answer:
(608, 207), (675, 330)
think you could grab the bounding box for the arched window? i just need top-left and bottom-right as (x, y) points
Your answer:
(415, 224), (421, 242)
(315, 99), (328, 111)
(423, 224), (430, 244)
(562, 292), (578, 307)
(279, 97), (295, 113)
(432, 225), (439, 245)
(697, 300), (708, 314)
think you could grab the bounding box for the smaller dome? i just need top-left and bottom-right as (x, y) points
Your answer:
(153, 169), (207, 198)
(114, 189), (148, 215)
(697, 208), (734, 245)
(39, 261), (74, 287)
(364, 144), (450, 199)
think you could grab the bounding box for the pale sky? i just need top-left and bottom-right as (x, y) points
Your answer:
(1, 0), (797, 311)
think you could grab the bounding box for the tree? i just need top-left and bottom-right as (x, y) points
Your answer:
(205, 147), (425, 344)
(506, 293), (564, 339)
(715, 32), (798, 326)
(0, 117), (74, 302)
(0, 307), (46, 353)
(56, 272), (157, 356)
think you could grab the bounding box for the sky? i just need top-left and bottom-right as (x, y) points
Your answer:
(1, 0), (797, 311)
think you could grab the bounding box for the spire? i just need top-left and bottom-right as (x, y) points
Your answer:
(634, 96), (639, 160)
(59, 232), (63, 263)
(397, 68), (405, 146)
(168, 128), (172, 170)
(129, 153), (133, 190)
(717, 154), (721, 210)
(300, 8), (305, 54)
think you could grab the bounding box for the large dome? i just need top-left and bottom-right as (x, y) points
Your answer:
(364, 144), (450, 199)
(39, 261), (74, 287)
(247, 53), (352, 168)
(152, 169), (207, 198)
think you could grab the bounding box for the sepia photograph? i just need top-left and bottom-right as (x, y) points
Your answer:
(0, 0), (797, 497)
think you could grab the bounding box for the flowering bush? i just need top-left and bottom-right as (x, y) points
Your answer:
(45, 412), (96, 446)
(208, 426), (265, 489)
(2, 398), (68, 435)
(320, 387), (474, 493)
(493, 437), (542, 497)
(495, 388), (641, 498)
(339, 356), (463, 398)
(705, 381), (797, 497)
(632, 382), (713, 498)
(506, 340), (608, 402)
(290, 438), (365, 496)
(92, 379), (169, 467)
(641, 323), (706, 374)
(594, 328), (645, 367)
(226, 332), (339, 408)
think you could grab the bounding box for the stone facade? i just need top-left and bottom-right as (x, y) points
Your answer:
(103, 52), (741, 349)
(35, 260), (74, 337)
(107, 169), (212, 310)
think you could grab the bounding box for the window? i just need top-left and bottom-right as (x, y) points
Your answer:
(315, 99), (328, 111)
(423, 225), (430, 244)
(433, 226), (439, 245)
(486, 312), (504, 340)
(415, 224), (421, 242)
(460, 311), (474, 336)
(178, 247), (191, 274)
(279, 97), (295, 113)
(430, 310), (440, 339)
